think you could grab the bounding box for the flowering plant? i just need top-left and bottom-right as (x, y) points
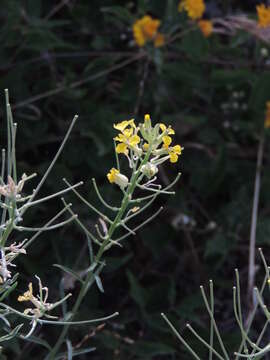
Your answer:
(0, 93), (182, 358)
(0, 92), (120, 354)
(47, 114), (182, 357)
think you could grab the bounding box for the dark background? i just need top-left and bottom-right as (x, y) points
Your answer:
(1, 0), (270, 358)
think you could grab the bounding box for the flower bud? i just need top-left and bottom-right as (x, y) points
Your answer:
(107, 168), (129, 188)
(141, 163), (158, 179)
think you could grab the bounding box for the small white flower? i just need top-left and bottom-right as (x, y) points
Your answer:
(0, 173), (28, 199)
(261, 47), (268, 58)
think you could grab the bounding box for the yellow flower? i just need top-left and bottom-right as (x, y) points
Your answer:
(107, 168), (129, 188)
(198, 20), (213, 37)
(160, 123), (175, 135)
(144, 114), (151, 122)
(133, 25), (146, 47)
(114, 119), (141, 156)
(162, 135), (172, 147)
(168, 145), (183, 163)
(113, 119), (135, 132)
(154, 33), (165, 47)
(133, 15), (162, 47)
(107, 168), (119, 184)
(160, 124), (178, 160)
(178, 0), (205, 20)
(161, 129), (182, 163)
(143, 143), (149, 151)
(265, 101), (270, 128)
(257, 4), (270, 28)
(18, 283), (33, 302)
(115, 143), (128, 155)
(114, 129), (140, 155)
(143, 114), (152, 130)
(143, 16), (160, 38)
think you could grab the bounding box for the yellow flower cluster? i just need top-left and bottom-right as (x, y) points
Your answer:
(133, 15), (165, 47)
(178, 0), (205, 20)
(160, 123), (182, 163)
(114, 119), (140, 155)
(265, 101), (270, 129)
(257, 4), (270, 28)
(178, 0), (213, 38)
(107, 115), (183, 187)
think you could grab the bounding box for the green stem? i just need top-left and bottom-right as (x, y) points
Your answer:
(209, 280), (214, 360)
(0, 200), (16, 247)
(47, 148), (151, 359)
(161, 313), (201, 360)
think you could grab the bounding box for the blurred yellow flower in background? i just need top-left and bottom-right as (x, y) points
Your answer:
(154, 33), (165, 47)
(198, 19), (213, 37)
(133, 15), (165, 47)
(178, 0), (205, 20)
(257, 4), (270, 28)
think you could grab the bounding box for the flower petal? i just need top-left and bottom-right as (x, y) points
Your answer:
(169, 153), (178, 163)
(107, 168), (119, 183)
(172, 145), (182, 155)
(162, 136), (172, 147)
(114, 133), (125, 142)
(129, 135), (140, 146)
(123, 128), (133, 138)
(168, 127), (175, 135)
(160, 123), (167, 132)
(116, 143), (128, 154)
(114, 119), (135, 132)
(114, 121), (130, 132)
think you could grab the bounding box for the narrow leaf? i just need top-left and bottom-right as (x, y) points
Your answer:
(53, 264), (83, 284)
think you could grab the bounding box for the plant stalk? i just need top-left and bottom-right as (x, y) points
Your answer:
(47, 147), (152, 359)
